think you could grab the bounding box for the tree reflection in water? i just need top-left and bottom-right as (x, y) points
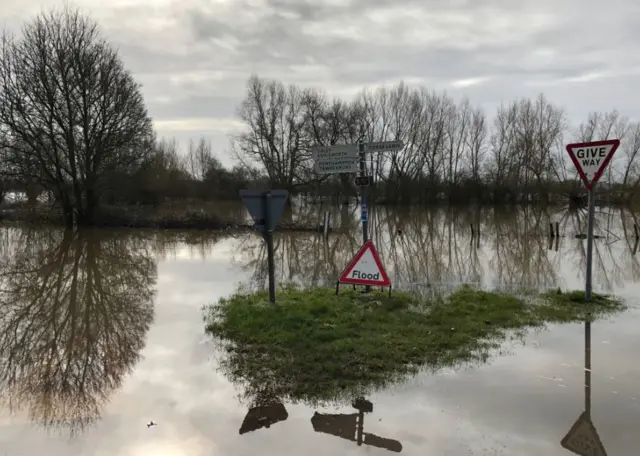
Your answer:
(237, 206), (640, 294)
(0, 227), (156, 436)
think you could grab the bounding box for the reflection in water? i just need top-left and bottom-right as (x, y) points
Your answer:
(237, 206), (640, 293)
(238, 391), (288, 435)
(0, 228), (156, 435)
(311, 398), (402, 453)
(560, 321), (608, 456)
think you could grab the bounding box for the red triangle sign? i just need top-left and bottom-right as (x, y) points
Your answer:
(339, 241), (391, 286)
(566, 139), (620, 190)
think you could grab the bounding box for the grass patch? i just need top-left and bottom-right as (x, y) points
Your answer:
(205, 285), (625, 405)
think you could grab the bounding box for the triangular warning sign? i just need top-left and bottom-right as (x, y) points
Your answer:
(566, 139), (620, 190)
(339, 241), (391, 286)
(560, 412), (607, 456)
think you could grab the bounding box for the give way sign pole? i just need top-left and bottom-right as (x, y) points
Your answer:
(566, 139), (620, 301)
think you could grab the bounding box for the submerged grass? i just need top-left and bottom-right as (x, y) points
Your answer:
(205, 285), (625, 405)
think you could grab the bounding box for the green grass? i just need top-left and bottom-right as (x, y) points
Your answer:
(204, 284), (625, 405)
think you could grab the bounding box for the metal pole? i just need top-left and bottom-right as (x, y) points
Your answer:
(356, 410), (364, 446)
(358, 140), (370, 293)
(359, 141), (368, 244)
(264, 191), (276, 304)
(585, 321), (591, 418)
(585, 187), (596, 300)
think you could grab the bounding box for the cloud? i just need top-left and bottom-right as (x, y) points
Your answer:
(153, 118), (243, 134)
(1, 0), (639, 164)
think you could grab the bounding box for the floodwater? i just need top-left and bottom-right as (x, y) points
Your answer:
(0, 204), (638, 455)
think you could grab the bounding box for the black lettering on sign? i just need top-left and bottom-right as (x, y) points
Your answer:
(352, 270), (380, 280)
(580, 158), (601, 167)
(575, 146), (612, 171)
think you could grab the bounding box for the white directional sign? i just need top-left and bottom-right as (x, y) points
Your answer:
(365, 140), (404, 153)
(312, 144), (359, 174)
(566, 139), (619, 190)
(314, 159), (358, 174)
(311, 144), (358, 160)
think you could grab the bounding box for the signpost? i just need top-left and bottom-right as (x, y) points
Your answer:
(313, 139), (404, 292)
(566, 139), (619, 300)
(311, 140), (404, 291)
(357, 140), (403, 291)
(239, 189), (289, 303)
(336, 240), (391, 294)
(312, 144), (359, 174)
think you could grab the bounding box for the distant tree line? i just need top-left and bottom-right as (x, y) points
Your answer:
(1, 6), (639, 229)
(232, 76), (640, 205)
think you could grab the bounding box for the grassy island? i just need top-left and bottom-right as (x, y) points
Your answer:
(204, 285), (625, 404)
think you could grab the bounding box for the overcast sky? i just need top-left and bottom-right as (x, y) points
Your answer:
(1, 0), (639, 166)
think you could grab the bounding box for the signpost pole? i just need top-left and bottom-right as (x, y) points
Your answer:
(358, 139), (370, 292)
(585, 187), (596, 301)
(263, 191), (276, 304)
(565, 138), (619, 304)
(585, 321), (591, 418)
(358, 140), (368, 244)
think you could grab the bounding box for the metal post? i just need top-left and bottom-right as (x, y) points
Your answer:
(264, 191), (276, 304)
(585, 188), (596, 300)
(585, 321), (591, 418)
(359, 141), (368, 244)
(358, 140), (370, 292)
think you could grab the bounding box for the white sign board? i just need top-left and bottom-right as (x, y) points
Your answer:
(311, 144), (358, 160)
(314, 159), (358, 174)
(365, 140), (404, 153)
(312, 144), (359, 174)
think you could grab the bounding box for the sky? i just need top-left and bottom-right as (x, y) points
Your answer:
(1, 0), (639, 167)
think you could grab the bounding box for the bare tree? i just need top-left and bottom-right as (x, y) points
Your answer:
(465, 105), (487, 182)
(227, 75), (640, 203)
(622, 123), (640, 189)
(0, 6), (154, 227)
(186, 138), (221, 181)
(232, 75), (311, 189)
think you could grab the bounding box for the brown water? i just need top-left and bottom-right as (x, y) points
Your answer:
(0, 205), (638, 455)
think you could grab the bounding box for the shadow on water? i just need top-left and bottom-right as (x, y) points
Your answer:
(236, 391), (403, 453)
(238, 390), (288, 435)
(0, 227), (157, 436)
(559, 320), (609, 456)
(311, 397), (403, 453)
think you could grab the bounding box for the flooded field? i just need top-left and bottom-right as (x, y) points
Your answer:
(0, 204), (638, 455)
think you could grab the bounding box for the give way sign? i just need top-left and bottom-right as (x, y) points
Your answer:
(566, 139), (620, 190)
